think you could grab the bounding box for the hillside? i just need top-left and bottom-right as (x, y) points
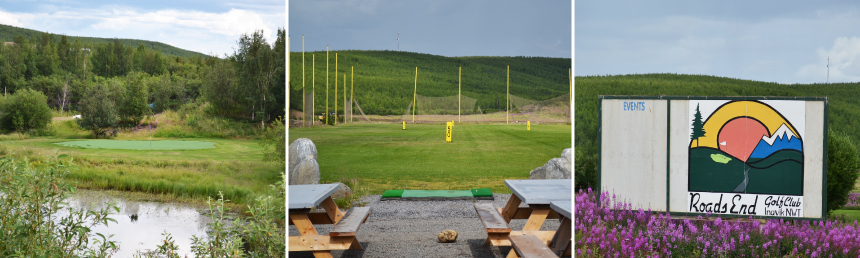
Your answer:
(575, 74), (860, 153)
(0, 24), (206, 58)
(289, 50), (571, 115)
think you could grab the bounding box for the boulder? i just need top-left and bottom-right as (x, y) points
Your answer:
(437, 229), (458, 243)
(529, 148), (572, 179)
(331, 182), (353, 199)
(288, 138), (320, 185)
(289, 159), (320, 185)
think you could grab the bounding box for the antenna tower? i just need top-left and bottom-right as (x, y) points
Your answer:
(397, 31), (399, 51)
(827, 56), (830, 83)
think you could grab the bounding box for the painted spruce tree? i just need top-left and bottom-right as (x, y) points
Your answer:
(691, 104), (706, 147)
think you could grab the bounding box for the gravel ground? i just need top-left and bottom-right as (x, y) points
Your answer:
(289, 193), (567, 258)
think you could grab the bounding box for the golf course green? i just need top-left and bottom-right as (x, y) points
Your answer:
(55, 140), (216, 150)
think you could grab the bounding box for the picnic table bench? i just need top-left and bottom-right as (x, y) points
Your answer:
(473, 179), (571, 258)
(289, 183), (371, 257)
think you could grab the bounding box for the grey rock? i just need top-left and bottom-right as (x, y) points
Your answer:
(561, 148), (571, 163)
(289, 159), (320, 185)
(288, 138), (318, 171)
(529, 149), (572, 179)
(437, 229), (458, 243)
(331, 182), (353, 199)
(288, 138), (320, 185)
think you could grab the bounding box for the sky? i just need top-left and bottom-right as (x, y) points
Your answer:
(0, 0), (284, 57)
(288, 0), (571, 58)
(576, 1), (860, 84)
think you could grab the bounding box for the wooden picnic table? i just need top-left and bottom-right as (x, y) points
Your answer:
(288, 183), (371, 258)
(548, 201), (572, 257)
(474, 179), (571, 258)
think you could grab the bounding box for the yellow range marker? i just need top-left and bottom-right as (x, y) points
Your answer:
(402, 121), (406, 130)
(445, 122), (453, 143)
(528, 121), (531, 131)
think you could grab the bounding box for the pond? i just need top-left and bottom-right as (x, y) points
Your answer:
(63, 190), (215, 257)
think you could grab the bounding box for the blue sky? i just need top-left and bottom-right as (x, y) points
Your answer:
(0, 0), (284, 57)
(576, 1), (860, 84)
(288, 0), (572, 58)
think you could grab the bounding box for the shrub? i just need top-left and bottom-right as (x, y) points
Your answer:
(574, 148), (598, 191)
(119, 71), (150, 126)
(0, 155), (119, 257)
(0, 88), (52, 132)
(77, 84), (118, 138)
(827, 129), (860, 213)
(261, 117), (285, 164)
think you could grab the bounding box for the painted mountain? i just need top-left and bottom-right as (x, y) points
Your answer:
(689, 101), (804, 196)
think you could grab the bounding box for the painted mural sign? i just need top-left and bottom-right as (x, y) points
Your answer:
(688, 100), (804, 217)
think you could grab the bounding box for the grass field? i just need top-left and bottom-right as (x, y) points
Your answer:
(0, 118), (282, 206)
(288, 123), (571, 194)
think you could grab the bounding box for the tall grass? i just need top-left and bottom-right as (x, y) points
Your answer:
(151, 102), (263, 139)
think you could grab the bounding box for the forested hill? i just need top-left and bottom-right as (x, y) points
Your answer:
(288, 50), (571, 115)
(0, 24), (206, 58)
(576, 74), (860, 153)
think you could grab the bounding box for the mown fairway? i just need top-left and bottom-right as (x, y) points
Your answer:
(289, 123), (571, 194)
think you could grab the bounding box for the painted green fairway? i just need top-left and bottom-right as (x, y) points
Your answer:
(288, 123), (571, 194)
(55, 140), (215, 150)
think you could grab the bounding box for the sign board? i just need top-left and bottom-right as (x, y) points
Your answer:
(599, 96), (827, 220)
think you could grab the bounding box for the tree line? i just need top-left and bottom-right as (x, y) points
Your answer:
(288, 50), (571, 116)
(0, 29), (285, 137)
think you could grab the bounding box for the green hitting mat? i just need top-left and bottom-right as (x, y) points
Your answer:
(381, 188), (493, 200)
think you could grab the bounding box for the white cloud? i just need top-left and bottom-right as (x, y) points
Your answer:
(797, 37), (860, 83)
(0, 9), (26, 27)
(0, 6), (281, 56)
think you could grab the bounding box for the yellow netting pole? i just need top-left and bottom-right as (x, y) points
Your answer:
(302, 35), (304, 126)
(413, 67), (417, 123)
(351, 66), (354, 123)
(458, 66), (461, 123)
(335, 53), (337, 125)
(312, 54), (315, 125)
(506, 65), (509, 124)
(326, 46), (329, 125)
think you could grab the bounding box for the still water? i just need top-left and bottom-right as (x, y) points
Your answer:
(64, 190), (214, 257)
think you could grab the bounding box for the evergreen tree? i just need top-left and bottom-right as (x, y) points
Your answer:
(691, 104), (706, 147)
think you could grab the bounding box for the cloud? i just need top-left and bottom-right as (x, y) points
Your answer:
(0, 6), (281, 56)
(0, 9), (26, 27)
(796, 37), (860, 83)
